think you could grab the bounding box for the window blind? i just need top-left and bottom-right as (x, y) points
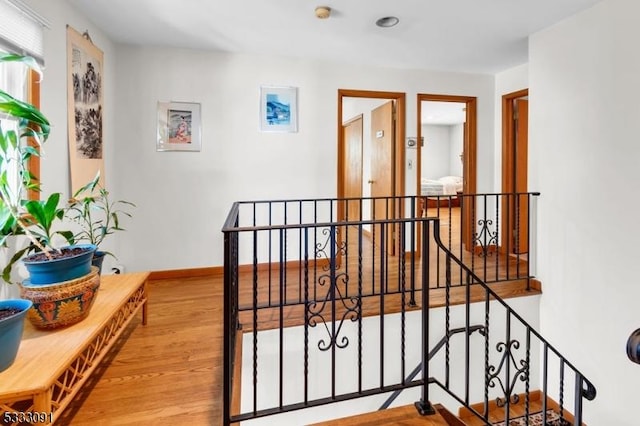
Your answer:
(0, 0), (49, 64)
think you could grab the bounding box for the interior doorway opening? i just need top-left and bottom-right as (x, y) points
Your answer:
(337, 89), (406, 255)
(416, 94), (477, 252)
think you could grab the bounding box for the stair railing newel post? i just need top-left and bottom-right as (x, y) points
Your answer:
(221, 204), (239, 426)
(414, 219), (436, 416)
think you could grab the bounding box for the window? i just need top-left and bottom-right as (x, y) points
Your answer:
(0, 47), (41, 201)
(0, 0), (48, 201)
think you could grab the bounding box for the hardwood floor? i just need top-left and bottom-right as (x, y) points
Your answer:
(57, 276), (222, 425)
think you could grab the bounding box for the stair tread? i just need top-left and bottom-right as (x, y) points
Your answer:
(308, 404), (453, 426)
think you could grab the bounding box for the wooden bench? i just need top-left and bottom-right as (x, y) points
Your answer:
(0, 272), (149, 425)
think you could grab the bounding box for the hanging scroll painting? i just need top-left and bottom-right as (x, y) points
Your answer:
(66, 26), (105, 194)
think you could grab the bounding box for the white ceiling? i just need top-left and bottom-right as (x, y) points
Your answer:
(67, 0), (602, 74)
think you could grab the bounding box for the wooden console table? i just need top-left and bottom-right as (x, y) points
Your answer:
(0, 272), (149, 425)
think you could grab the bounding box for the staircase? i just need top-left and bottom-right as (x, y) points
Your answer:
(309, 403), (464, 426)
(458, 390), (576, 425)
(310, 392), (576, 426)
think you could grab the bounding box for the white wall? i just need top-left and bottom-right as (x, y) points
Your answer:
(111, 47), (495, 272)
(422, 125), (451, 179)
(449, 123), (464, 176)
(529, 0), (640, 424)
(493, 63), (528, 192)
(17, 2), (494, 274)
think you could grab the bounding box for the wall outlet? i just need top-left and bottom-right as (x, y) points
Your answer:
(112, 264), (125, 275)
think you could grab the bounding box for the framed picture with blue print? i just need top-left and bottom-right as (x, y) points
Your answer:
(259, 86), (298, 133)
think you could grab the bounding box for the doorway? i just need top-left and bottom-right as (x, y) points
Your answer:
(417, 94), (477, 251)
(501, 89), (528, 255)
(337, 89), (406, 255)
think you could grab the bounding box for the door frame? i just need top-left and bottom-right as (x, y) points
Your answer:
(337, 89), (406, 223)
(416, 94), (477, 252)
(500, 88), (528, 254)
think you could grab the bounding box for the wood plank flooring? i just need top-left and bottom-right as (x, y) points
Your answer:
(56, 276), (222, 425)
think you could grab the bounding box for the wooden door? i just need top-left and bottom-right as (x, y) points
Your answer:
(501, 91), (529, 255)
(342, 115), (363, 221)
(514, 99), (528, 253)
(370, 101), (395, 254)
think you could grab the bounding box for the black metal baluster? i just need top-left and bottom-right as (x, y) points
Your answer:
(506, 193), (511, 281)
(372, 199), (376, 296)
(471, 196), (476, 276)
(483, 287), (490, 420)
(268, 202), (273, 307)
(543, 343), (548, 426)
(459, 195), (464, 288)
(410, 197), (417, 307)
(483, 194), (488, 282)
(400, 221), (407, 386)
(330, 224), (337, 399)
(559, 359), (565, 421)
(284, 203), (288, 306)
(435, 200), (441, 288)
(445, 253), (451, 388)
(504, 312), (511, 425)
(465, 268), (471, 405)
(299, 201), (303, 304)
(379, 223), (386, 389)
(313, 200), (318, 301)
(526, 193), (531, 290)
(358, 223), (363, 393)
(525, 328), (531, 423)
(252, 230), (259, 414)
(415, 219), (435, 415)
(279, 228), (285, 408)
(303, 227), (309, 404)
(516, 194), (521, 279)
(574, 373), (584, 426)
(495, 194), (500, 282)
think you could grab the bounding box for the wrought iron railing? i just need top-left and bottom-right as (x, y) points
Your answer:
(222, 194), (593, 425)
(420, 192), (540, 288)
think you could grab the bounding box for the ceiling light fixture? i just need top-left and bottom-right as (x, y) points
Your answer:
(376, 16), (399, 28)
(315, 6), (331, 19)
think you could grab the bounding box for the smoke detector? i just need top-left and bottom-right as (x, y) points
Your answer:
(315, 6), (331, 19)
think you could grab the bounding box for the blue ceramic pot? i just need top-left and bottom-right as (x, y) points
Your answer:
(22, 244), (97, 285)
(0, 298), (32, 372)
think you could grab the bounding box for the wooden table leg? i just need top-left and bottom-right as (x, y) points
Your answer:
(142, 280), (148, 326)
(33, 388), (53, 425)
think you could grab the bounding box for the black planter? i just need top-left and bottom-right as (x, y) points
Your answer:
(92, 251), (106, 274)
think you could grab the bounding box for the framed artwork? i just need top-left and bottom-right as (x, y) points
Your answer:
(67, 26), (105, 193)
(157, 101), (202, 152)
(259, 86), (298, 132)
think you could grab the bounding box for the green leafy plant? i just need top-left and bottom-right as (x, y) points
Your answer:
(0, 52), (73, 283)
(67, 172), (134, 259)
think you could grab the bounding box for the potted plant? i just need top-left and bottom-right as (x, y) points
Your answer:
(0, 52), (44, 352)
(0, 298), (32, 372)
(67, 172), (135, 273)
(0, 52), (98, 329)
(20, 192), (95, 284)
